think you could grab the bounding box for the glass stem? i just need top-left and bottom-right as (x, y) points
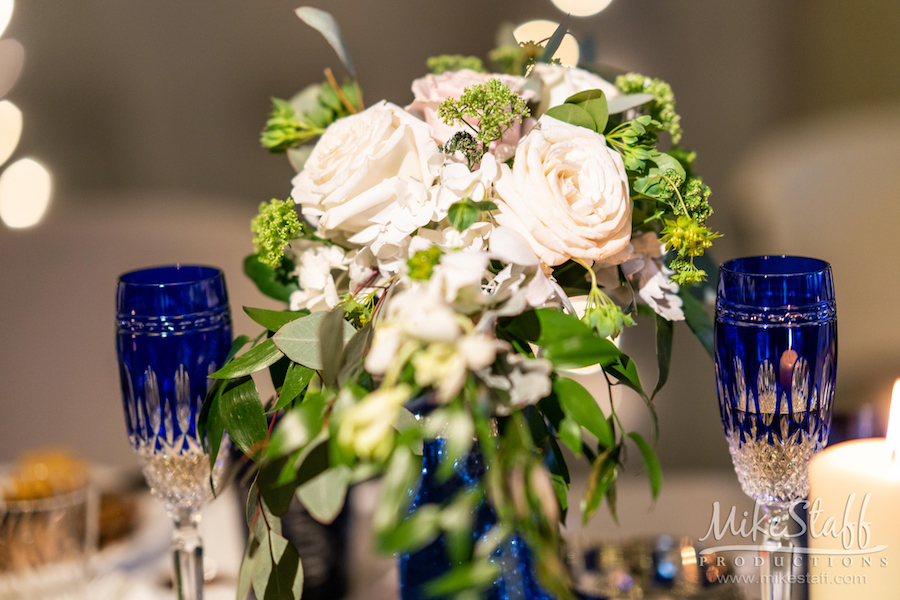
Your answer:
(172, 511), (204, 600)
(760, 504), (793, 600)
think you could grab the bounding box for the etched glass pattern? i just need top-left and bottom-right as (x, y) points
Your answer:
(714, 256), (837, 508)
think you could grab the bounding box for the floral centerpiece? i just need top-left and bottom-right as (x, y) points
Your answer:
(202, 7), (719, 599)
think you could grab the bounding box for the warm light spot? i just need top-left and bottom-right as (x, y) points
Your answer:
(887, 379), (900, 458)
(0, 100), (22, 166)
(0, 158), (52, 228)
(551, 0), (613, 17)
(514, 20), (580, 67)
(0, 0), (13, 39)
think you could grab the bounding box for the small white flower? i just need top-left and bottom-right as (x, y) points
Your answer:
(288, 241), (350, 312)
(337, 384), (412, 461)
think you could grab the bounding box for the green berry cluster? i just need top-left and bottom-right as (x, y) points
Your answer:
(251, 198), (303, 270)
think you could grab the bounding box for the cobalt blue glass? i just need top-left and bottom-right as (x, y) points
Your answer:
(399, 439), (554, 600)
(714, 255), (836, 600)
(116, 265), (232, 600)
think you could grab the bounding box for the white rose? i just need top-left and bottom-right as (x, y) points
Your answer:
(292, 101), (444, 246)
(532, 64), (620, 115)
(493, 116), (633, 269)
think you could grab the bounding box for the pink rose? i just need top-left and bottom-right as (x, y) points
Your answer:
(407, 69), (536, 161)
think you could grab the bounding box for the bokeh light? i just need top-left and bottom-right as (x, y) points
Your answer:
(551, 0), (613, 17)
(0, 100), (22, 165)
(0, 158), (52, 228)
(514, 20), (580, 67)
(0, 0), (13, 39)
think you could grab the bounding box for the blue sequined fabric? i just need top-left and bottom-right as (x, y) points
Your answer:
(399, 439), (554, 600)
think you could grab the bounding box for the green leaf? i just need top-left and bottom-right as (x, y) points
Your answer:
(374, 446), (421, 531)
(680, 288), (715, 360)
(544, 335), (620, 370)
(273, 311), (356, 370)
(258, 454), (299, 516)
(237, 534), (261, 600)
(424, 562), (499, 597)
(294, 7), (356, 78)
(205, 387), (225, 473)
(267, 393), (326, 459)
(607, 92), (655, 115)
(338, 324), (373, 385)
(244, 254), (299, 303)
(652, 314), (674, 399)
(260, 531), (304, 600)
(220, 378), (268, 457)
(377, 505), (442, 553)
(539, 15), (571, 63)
(448, 200), (480, 232)
(558, 416), (582, 456)
(545, 104), (596, 131)
(553, 378), (614, 449)
(210, 339), (284, 379)
(628, 432), (662, 499)
(244, 307), (310, 332)
(581, 448), (617, 525)
(269, 363), (315, 414)
(319, 306), (347, 387)
(565, 90), (608, 133)
(296, 465), (352, 524)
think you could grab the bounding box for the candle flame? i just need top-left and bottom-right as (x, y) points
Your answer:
(887, 379), (900, 460)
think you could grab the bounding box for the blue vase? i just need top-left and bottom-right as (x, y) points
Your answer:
(398, 439), (554, 600)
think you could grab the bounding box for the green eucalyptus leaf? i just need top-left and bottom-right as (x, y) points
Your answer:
(539, 15), (571, 63)
(319, 306), (348, 387)
(267, 393), (326, 459)
(652, 314), (674, 399)
(553, 377), (614, 448)
(607, 92), (655, 114)
(294, 7), (356, 77)
(258, 454), (299, 516)
(545, 104), (596, 131)
(296, 465), (352, 524)
(237, 533), (261, 600)
(206, 386), (225, 472)
(210, 339), (284, 379)
(269, 362), (315, 414)
(628, 432), (662, 499)
(244, 307), (310, 332)
(258, 531), (304, 600)
(294, 437), (330, 487)
(374, 446), (420, 531)
(448, 200), (480, 232)
(220, 378), (268, 457)
(244, 254), (298, 303)
(565, 90), (608, 133)
(273, 311), (356, 370)
(338, 324), (373, 385)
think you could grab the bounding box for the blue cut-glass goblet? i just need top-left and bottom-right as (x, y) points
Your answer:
(116, 265), (232, 600)
(715, 256), (837, 600)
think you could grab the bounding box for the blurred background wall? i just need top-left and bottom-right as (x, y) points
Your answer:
(0, 0), (898, 470)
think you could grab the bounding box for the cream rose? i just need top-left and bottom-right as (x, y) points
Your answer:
(406, 69), (536, 158)
(493, 116), (632, 269)
(531, 64), (620, 116)
(291, 101), (444, 247)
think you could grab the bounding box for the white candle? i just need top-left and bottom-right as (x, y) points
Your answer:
(808, 379), (900, 599)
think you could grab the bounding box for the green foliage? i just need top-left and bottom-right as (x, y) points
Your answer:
(538, 16), (571, 64)
(605, 115), (665, 171)
(251, 199), (304, 270)
(679, 287), (715, 359)
(439, 131), (484, 169)
(244, 254), (300, 303)
(296, 465), (352, 524)
(615, 73), (682, 144)
(244, 307), (310, 333)
(210, 339), (284, 380)
(582, 304), (636, 341)
(652, 314), (674, 400)
(406, 246), (444, 280)
(627, 432), (662, 499)
(272, 311), (356, 370)
(295, 6), (356, 77)
(553, 378), (614, 449)
(438, 79), (530, 149)
(219, 377), (268, 457)
(661, 215), (721, 284)
(488, 42), (544, 76)
(447, 198), (497, 232)
(426, 54), (485, 74)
